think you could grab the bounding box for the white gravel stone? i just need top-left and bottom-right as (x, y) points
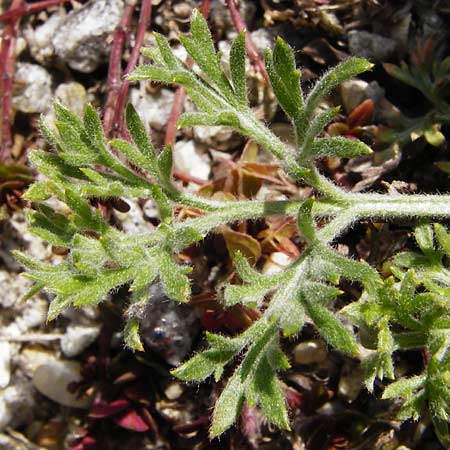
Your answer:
(32, 360), (90, 408)
(129, 87), (175, 131)
(193, 125), (243, 151)
(0, 343), (13, 389)
(173, 140), (211, 181)
(0, 377), (35, 430)
(262, 252), (296, 275)
(54, 82), (88, 117)
(16, 347), (58, 379)
(0, 271), (32, 309)
(52, 0), (124, 73)
(60, 324), (100, 357)
(164, 382), (184, 400)
(339, 79), (369, 114)
(114, 199), (153, 235)
(1, 298), (48, 339)
(24, 12), (66, 65)
(12, 63), (52, 113)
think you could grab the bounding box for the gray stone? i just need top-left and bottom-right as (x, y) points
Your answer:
(129, 87), (175, 132)
(60, 324), (100, 357)
(338, 363), (364, 402)
(12, 63), (52, 113)
(348, 30), (397, 62)
(0, 271), (33, 309)
(1, 297), (48, 339)
(139, 283), (200, 366)
(0, 376), (35, 430)
(24, 12), (66, 65)
(52, 0), (124, 73)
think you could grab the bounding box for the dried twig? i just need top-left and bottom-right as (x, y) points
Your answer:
(0, 0), (24, 163)
(110, 0), (152, 137)
(225, 0), (269, 84)
(103, 0), (135, 137)
(0, 0), (71, 23)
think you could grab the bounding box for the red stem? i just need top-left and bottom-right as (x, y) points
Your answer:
(164, 0), (211, 147)
(103, 1), (135, 137)
(0, 0), (24, 163)
(0, 0), (71, 23)
(225, 0), (269, 84)
(199, 0), (211, 17)
(164, 88), (187, 146)
(111, 0), (152, 138)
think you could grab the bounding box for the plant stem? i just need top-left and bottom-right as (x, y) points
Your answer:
(0, 0), (70, 22)
(0, 0), (24, 163)
(164, 0), (211, 147)
(111, 0), (152, 138)
(350, 193), (450, 220)
(103, 0), (136, 137)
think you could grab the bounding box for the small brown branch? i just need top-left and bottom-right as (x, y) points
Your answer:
(111, 0), (152, 138)
(103, 1), (135, 137)
(0, 0), (71, 23)
(225, 0), (269, 84)
(0, 0), (24, 163)
(164, 0), (211, 146)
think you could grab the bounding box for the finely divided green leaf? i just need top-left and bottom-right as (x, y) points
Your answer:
(179, 10), (233, 100)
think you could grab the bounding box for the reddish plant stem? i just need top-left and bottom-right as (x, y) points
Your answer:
(164, 84), (187, 147)
(199, 0), (210, 17)
(172, 169), (207, 185)
(0, 0), (71, 22)
(164, 0), (211, 147)
(103, 1), (135, 137)
(0, 0), (24, 163)
(225, 0), (269, 84)
(110, 0), (152, 138)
